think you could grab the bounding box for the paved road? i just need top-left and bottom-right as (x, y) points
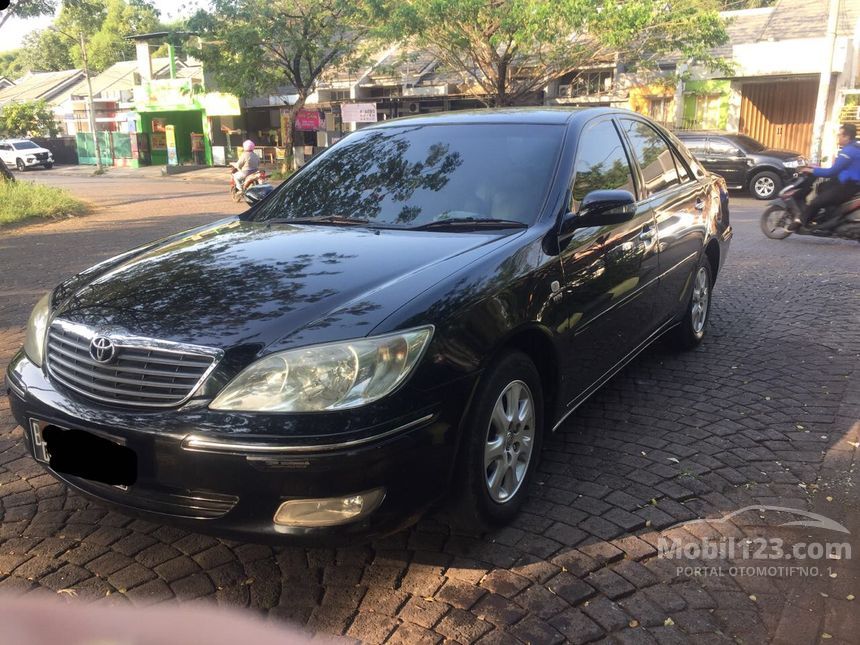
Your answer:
(1, 170), (858, 644)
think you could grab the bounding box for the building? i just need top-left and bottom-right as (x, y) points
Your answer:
(0, 69), (85, 108)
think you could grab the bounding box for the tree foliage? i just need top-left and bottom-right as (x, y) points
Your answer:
(380, 0), (730, 106)
(0, 0), (56, 32)
(20, 0), (160, 73)
(0, 100), (60, 137)
(190, 0), (379, 147)
(0, 50), (28, 80)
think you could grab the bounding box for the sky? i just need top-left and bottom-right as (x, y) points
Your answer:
(0, 0), (204, 53)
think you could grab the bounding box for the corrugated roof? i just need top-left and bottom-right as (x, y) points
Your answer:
(51, 58), (173, 104)
(0, 69), (84, 105)
(720, 0), (860, 47)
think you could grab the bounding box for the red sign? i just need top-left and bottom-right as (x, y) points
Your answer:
(295, 110), (322, 131)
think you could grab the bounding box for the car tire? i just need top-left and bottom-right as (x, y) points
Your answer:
(750, 170), (781, 200)
(16, 158), (26, 172)
(455, 350), (544, 530)
(43, 162), (53, 170)
(668, 256), (713, 351)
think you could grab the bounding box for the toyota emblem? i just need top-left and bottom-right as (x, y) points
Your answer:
(89, 336), (116, 363)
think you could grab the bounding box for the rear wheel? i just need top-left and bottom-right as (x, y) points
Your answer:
(751, 171), (781, 200)
(760, 204), (793, 239)
(668, 257), (712, 351)
(456, 351), (544, 529)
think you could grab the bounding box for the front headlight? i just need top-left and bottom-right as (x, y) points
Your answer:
(26, 156), (35, 163)
(210, 326), (434, 412)
(784, 159), (804, 168)
(23, 292), (51, 367)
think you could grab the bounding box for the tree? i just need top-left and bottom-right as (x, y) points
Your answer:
(0, 0), (58, 181)
(0, 0), (55, 31)
(0, 50), (28, 79)
(87, 0), (160, 72)
(0, 100), (61, 138)
(190, 0), (378, 156)
(381, 0), (729, 107)
(20, 0), (159, 73)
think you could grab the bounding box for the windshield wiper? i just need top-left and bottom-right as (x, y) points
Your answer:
(410, 217), (528, 231)
(265, 215), (373, 227)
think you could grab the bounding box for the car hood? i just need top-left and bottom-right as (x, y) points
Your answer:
(757, 148), (802, 161)
(53, 218), (515, 352)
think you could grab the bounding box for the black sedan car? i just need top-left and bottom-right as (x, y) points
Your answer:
(676, 132), (806, 200)
(7, 108), (732, 543)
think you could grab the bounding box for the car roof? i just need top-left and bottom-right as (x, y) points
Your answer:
(368, 106), (641, 129)
(0, 138), (36, 144)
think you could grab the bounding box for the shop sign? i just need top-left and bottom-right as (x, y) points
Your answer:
(295, 109), (322, 131)
(166, 125), (178, 165)
(341, 103), (377, 123)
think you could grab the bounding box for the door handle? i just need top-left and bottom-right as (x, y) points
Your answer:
(694, 198), (705, 211)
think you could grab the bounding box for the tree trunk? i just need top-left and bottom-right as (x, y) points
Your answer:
(0, 158), (14, 183)
(286, 98), (307, 171)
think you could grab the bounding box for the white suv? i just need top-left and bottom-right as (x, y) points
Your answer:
(0, 139), (54, 171)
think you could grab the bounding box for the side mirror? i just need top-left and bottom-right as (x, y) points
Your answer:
(562, 190), (636, 234)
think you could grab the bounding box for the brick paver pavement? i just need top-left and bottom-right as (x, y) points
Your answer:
(1, 171), (858, 643)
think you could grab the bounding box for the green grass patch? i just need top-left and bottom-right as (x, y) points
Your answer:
(0, 180), (89, 227)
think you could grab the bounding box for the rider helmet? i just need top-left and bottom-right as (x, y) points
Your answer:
(242, 140), (256, 152)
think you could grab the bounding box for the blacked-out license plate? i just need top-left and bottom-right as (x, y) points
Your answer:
(30, 420), (137, 487)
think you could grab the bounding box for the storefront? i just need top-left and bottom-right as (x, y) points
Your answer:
(132, 79), (240, 166)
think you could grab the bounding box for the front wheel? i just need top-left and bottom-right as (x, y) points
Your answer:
(230, 186), (242, 203)
(16, 158), (26, 172)
(760, 204), (793, 239)
(750, 170), (782, 200)
(456, 351), (544, 529)
(43, 162), (53, 170)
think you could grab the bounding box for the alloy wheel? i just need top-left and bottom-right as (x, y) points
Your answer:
(691, 267), (709, 335)
(754, 176), (775, 198)
(483, 380), (535, 503)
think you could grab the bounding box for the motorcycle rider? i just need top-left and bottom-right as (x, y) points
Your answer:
(232, 139), (261, 192)
(794, 123), (860, 228)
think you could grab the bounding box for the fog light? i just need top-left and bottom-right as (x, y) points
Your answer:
(273, 488), (385, 528)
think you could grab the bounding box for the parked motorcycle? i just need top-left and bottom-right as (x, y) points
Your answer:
(760, 174), (860, 242)
(229, 164), (269, 203)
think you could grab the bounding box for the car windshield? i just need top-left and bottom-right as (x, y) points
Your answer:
(13, 141), (39, 150)
(733, 135), (765, 152)
(250, 123), (564, 228)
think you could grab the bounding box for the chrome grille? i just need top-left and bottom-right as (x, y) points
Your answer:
(46, 320), (220, 408)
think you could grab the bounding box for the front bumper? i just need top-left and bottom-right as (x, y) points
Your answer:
(21, 156), (52, 167)
(6, 351), (475, 544)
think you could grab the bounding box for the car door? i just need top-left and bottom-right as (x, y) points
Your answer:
(618, 119), (707, 323)
(0, 144), (12, 165)
(705, 137), (747, 187)
(554, 117), (660, 407)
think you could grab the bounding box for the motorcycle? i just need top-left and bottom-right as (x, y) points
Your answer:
(760, 174), (860, 242)
(229, 164), (270, 204)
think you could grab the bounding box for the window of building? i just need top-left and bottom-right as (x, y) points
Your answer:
(570, 119), (636, 209)
(558, 71), (613, 98)
(619, 119), (681, 196)
(693, 94), (722, 130)
(647, 97), (674, 127)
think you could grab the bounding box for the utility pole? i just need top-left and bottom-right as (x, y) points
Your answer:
(79, 30), (104, 173)
(811, 0), (840, 163)
(51, 26), (104, 173)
